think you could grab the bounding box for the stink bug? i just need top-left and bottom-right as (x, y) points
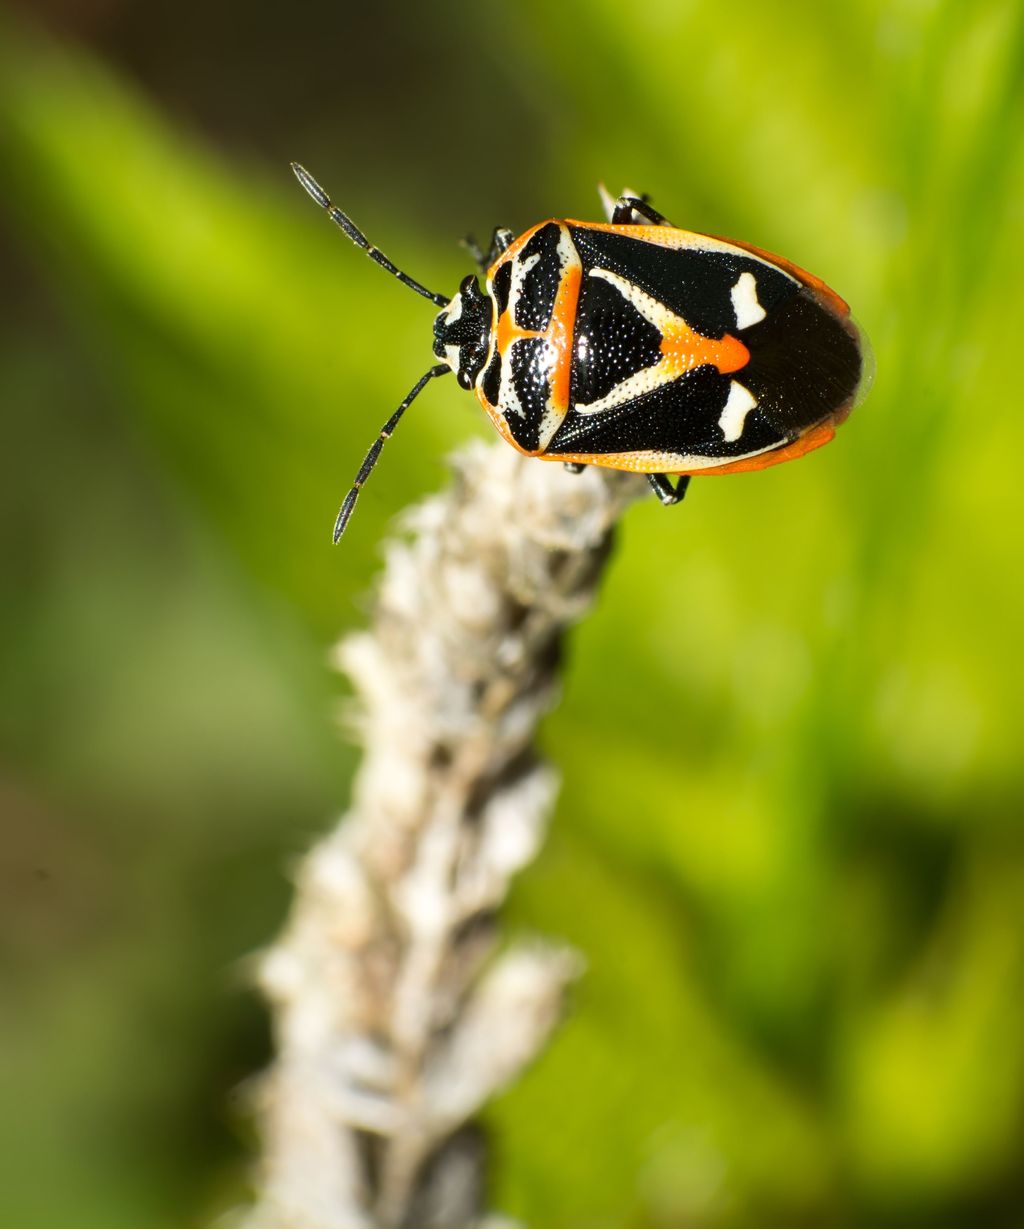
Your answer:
(291, 165), (870, 541)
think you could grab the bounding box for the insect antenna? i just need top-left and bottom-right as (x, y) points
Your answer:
(291, 163), (449, 308)
(332, 364), (450, 543)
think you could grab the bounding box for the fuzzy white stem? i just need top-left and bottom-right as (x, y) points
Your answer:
(243, 443), (646, 1229)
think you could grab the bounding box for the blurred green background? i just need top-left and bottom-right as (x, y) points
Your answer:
(2, 1), (1023, 1225)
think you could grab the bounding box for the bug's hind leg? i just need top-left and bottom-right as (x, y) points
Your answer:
(461, 226), (515, 273)
(648, 473), (690, 505)
(563, 462), (586, 474)
(612, 195), (675, 228)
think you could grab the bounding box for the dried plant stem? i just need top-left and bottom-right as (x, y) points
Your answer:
(244, 442), (646, 1229)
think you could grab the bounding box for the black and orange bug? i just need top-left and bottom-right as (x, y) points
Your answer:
(291, 164), (869, 541)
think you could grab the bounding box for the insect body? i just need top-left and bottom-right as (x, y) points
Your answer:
(291, 165), (869, 541)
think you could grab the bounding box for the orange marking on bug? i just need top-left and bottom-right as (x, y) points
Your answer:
(494, 257), (582, 415)
(568, 221), (700, 243)
(694, 420), (836, 475)
(494, 305), (532, 357)
(546, 418), (839, 475)
(547, 262), (582, 412)
(658, 316), (749, 379)
(539, 449), (691, 473)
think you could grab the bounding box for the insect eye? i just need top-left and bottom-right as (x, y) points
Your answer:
(457, 366), (474, 390)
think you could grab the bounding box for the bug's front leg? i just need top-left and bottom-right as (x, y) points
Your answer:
(461, 226), (515, 273)
(648, 473), (690, 505)
(612, 195), (675, 228)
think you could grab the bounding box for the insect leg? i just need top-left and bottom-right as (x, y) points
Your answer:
(647, 473), (691, 505)
(462, 227), (515, 273)
(612, 195), (674, 228)
(460, 234), (487, 268)
(562, 462), (586, 474)
(485, 227), (515, 263)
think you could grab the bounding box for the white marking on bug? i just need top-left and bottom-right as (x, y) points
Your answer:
(589, 267), (680, 333)
(499, 356), (527, 418)
(574, 267), (693, 415)
(445, 344), (462, 372)
(730, 271), (766, 329)
(575, 364), (665, 415)
(554, 225), (578, 275)
(718, 380), (758, 442)
(444, 293), (463, 326)
(509, 252), (541, 320)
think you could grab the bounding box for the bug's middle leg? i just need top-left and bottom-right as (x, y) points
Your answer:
(648, 473), (691, 505)
(612, 195), (675, 228)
